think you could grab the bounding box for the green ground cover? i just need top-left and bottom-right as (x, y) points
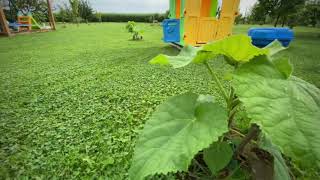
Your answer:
(0, 23), (319, 179)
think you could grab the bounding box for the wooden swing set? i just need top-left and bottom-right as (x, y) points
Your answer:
(0, 0), (56, 37)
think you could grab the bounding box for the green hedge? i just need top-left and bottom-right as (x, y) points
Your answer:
(99, 13), (167, 22)
(55, 13), (168, 23)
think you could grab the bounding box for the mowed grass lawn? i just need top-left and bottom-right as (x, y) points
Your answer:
(0, 23), (319, 179)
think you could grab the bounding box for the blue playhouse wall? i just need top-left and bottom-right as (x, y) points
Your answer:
(162, 19), (180, 43)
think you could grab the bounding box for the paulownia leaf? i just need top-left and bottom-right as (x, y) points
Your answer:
(129, 93), (228, 180)
(149, 35), (286, 69)
(193, 35), (269, 64)
(203, 142), (233, 174)
(264, 40), (287, 57)
(259, 135), (291, 180)
(232, 56), (320, 170)
(272, 57), (293, 79)
(149, 46), (199, 68)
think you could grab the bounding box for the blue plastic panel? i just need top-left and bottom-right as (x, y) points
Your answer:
(248, 28), (294, 47)
(162, 19), (180, 43)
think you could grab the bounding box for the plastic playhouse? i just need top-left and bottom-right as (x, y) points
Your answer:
(248, 28), (294, 47)
(162, 0), (240, 46)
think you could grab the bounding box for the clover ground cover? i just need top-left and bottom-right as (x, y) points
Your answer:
(0, 23), (319, 178)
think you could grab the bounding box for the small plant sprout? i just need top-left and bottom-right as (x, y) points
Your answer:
(125, 21), (144, 41)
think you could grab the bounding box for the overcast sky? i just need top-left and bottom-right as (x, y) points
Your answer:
(55, 0), (257, 14)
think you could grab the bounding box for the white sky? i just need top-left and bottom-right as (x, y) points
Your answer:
(55, 0), (257, 14)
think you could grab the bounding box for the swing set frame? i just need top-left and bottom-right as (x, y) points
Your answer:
(0, 0), (56, 37)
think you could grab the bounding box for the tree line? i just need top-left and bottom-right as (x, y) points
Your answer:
(54, 0), (169, 23)
(237, 0), (320, 27)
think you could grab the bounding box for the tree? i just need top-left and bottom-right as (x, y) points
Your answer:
(248, 0), (307, 27)
(303, 0), (320, 27)
(95, 12), (102, 23)
(249, 2), (267, 24)
(78, 0), (93, 23)
(248, 0), (279, 25)
(235, 13), (246, 24)
(55, 2), (72, 22)
(272, 0), (305, 27)
(69, 0), (80, 23)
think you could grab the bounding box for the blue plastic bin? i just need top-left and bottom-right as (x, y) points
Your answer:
(248, 28), (294, 47)
(162, 19), (180, 43)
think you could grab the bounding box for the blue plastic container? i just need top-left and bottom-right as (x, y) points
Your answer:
(248, 28), (294, 47)
(162, 19), (180, 43)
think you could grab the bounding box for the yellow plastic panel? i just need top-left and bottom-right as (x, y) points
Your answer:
(184, 16), (199, 46)
(221, 0), (240, 18)
(197, 17), (218, 44)
(216, 17), (233, 39)
(185, 0), (201, 17)
(216, 0), (240, 39)
(220, 0), (234, 17)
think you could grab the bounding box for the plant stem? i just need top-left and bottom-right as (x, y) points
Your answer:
(227, 87), (240, 128)
(228, 106), (238, 127)
(234, 124), (261, 158)
(204, 62), (228, 101)
(222, 162), (243, 180)
(230, 128), (246, 138)
(193, 159), (210, 176)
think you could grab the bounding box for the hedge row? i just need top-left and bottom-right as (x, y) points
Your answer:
(99, 13), (168, 22)
(54, 13), (169, 23)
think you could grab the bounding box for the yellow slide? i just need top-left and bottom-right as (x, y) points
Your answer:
(30, 16), (42, 29)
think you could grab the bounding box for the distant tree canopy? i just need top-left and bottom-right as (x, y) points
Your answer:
(69, 0), (79, 23)
(54, 0), (168, 24)
(78, 0), (93, 22)
(55, 0), (95, 23)
(248, 0), (320, 27)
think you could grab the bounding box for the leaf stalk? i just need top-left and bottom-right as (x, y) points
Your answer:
(204, 62), (229, 102)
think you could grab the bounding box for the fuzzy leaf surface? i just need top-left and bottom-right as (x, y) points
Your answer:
(203, 142), (233, 174)
(149, 46), (199, 68)
(264, 40), (287, 57)
(150, 35), (270, 68)
(272, 57), (293, 79)
(193, 35), (269, 64)
(129, 93), (228, 180)
(232, 56), (320, 170)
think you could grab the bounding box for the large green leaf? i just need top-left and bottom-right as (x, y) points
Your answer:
(259, 135), (291, 180)
(129, 93), (228, 180)
(203, 142), (233, 174)
(264, 40), (287, 57)
(193, 35), (269, 64)
(272, 57), (293, 79)
(232, 56), (320, 170)
(149, 46), (199, 68)
(150, 35), (272, 68)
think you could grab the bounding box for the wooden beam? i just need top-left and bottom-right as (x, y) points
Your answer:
(0, 7), (11, 36)
(47, 0), (56, 30)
